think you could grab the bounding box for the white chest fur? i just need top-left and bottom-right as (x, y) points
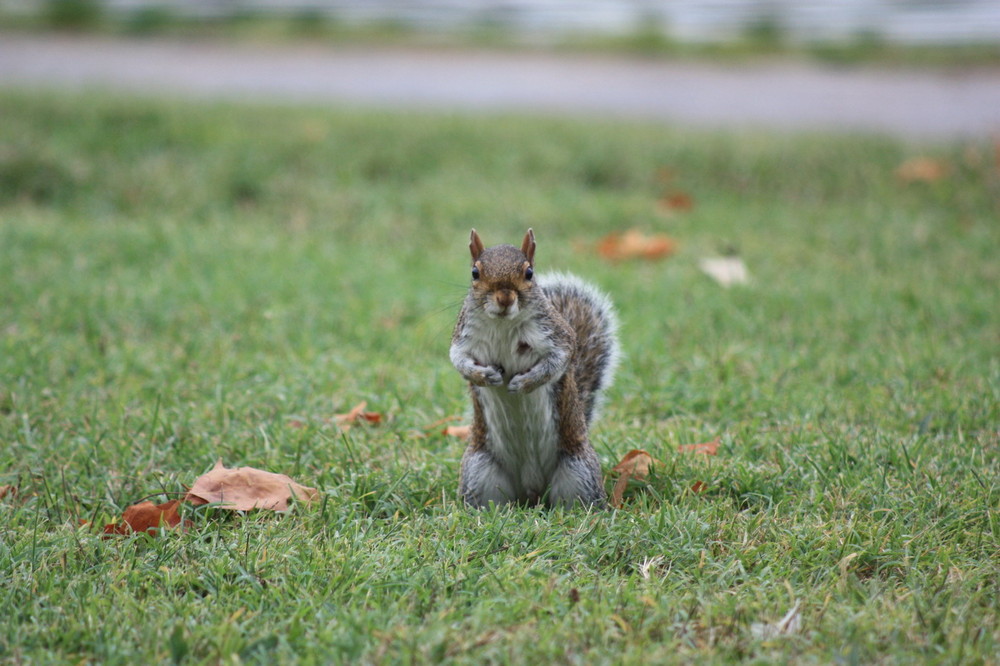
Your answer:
(466, 315), (561, 498)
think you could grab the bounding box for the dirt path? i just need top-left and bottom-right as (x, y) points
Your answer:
(2, 33), (999, 139)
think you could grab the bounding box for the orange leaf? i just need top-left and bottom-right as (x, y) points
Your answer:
(690, 480), (708, 493)
(611, 449), (660, 480)
(658, 192), (694, 212)
(444, 425), (471, 440)
(609, 474), (629, 509)
(609, 449), (661, 509)
(184, 460), (319, 512)
(103, 499), (184, 537)
(896, 157), (949, 183)
(597, 229), (677, 262)
(679, 438), (720, 455)
(333, 401), (382, 427)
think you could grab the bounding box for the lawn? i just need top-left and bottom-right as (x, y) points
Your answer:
(0, 89), (997, 663)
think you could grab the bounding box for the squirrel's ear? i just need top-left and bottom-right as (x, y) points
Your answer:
(470, 229), (485, 261)
(521, 228), (536, 265)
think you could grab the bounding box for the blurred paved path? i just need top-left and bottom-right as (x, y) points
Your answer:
(2, 33), (999, 139)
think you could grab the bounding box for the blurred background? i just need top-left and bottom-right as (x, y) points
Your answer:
(2, 0), (999, 53)
(2, 1), (998, 140)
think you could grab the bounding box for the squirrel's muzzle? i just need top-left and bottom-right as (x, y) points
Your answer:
(493, 289), (517, 312)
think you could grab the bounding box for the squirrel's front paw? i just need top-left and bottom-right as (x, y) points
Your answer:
(468, 364), (504, 387)
(507, 372), (541, 394)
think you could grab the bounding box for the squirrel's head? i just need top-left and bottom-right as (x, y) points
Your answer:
(468, 228), (536, 319)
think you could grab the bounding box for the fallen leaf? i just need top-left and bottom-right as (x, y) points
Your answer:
(185, 460), (318, 512)
(609, 476), (629, 509)
(658, 191), (694, 212)
(611, 449), (660, 480)
(103, 499), (185, 537)
(690, 480), (708, 493)
(444, 425), (471, 440)
(679, 438), (720, 455)
(0, 485), (17, 500)
(895, 157), (949, 183)
(750, 602), (802, 640)
(333, 401), (382, 427)
(597, 229), (677, 262)
(699, 257), (750, 287)
(609, 449), (662, 508)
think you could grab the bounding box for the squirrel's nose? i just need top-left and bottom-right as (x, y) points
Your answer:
(495, 289), (516, 309)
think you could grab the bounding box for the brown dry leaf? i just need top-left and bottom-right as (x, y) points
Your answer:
(0, 485), (17, 500)
(690, 480), (708, 494)
(333, 401), (382, 427)
(597, 229), (677, 262)
(896, 157), (949, 183)
(658, 192), (695, 212)
(611, 449), (660, 480)
(679, 438), (721, 456)
(185, 460), (319, 512)
(609, 475), (630, 509)
(103, 499), (185, 537)
(444, 425), (472, 440)
(609, 449), (662, 509)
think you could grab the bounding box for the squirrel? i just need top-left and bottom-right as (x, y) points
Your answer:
(450, 228), (620, 508)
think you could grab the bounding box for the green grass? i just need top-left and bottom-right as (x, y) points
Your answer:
(0, 90), (997, 664)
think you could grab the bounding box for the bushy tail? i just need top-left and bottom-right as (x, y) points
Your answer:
(539, 273), (620, 426)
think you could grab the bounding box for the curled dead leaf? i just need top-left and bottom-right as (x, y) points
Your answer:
(690, 480), (708, 493)
(679, 438), (720, 456)
(333, 401), (382, 428)
(611, 449), (660, 480)
(184, 460), (318, 512)
(609, 449), (662, 509)
(103, 499), (186, 537)
(444, 425), (471, 440)
(896, 157), (949, 183)
(658, 192), (694, 212)
(0, 485), (17, 500)
(597, 229), (677, 262)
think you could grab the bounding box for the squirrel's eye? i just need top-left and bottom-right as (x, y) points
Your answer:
(525, 266), (534, 280)
(471, 266), (480, 280)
